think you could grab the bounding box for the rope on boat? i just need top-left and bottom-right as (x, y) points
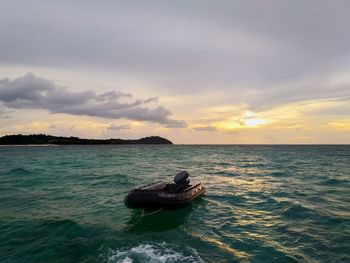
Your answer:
(142, 207), (164, 216)
(126, 207), (164, 230)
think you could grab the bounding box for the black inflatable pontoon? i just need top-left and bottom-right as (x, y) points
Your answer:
(124, 171), (205, 208)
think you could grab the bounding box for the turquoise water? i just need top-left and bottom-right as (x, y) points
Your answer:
(0, 145), (349, 263)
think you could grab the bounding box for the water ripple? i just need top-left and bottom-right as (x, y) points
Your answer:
(0, 145), (349, 262)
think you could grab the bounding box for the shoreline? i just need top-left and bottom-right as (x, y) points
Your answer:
(0, 144), (59, 147)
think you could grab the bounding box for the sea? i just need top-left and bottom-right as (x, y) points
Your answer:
(0, 145), (349, 263)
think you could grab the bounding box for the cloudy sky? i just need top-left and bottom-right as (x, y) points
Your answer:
(0, 0), (349, 143)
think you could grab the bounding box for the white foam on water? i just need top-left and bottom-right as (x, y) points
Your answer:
(105, 242), (205, 263)
(119, 257), (132, 263)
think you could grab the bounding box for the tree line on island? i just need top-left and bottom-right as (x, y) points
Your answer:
(0, 134), (173, 145)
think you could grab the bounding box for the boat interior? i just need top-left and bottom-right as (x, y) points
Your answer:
(137, 171), (195, 193)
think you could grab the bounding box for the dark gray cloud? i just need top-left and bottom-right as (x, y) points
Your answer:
(107, 124), (130, 131)
(193, 126), (217, 132)
(247, 79), (350, 111)
(0, 0), (350, 113)
(1, 1), (349, 95)
(0, 73), (186, 127)
(0, 104), (12, 118)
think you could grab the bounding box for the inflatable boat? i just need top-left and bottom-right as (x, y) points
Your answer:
(124, 171), (205, 209)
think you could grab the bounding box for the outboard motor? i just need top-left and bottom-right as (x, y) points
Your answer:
(174, 171), (190, 192)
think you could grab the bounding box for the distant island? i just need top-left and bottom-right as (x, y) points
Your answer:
(0, 134), (173, 145)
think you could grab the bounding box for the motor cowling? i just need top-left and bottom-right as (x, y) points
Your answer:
(174, 171), (190, 187)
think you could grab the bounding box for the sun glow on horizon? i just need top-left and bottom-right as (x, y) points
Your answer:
(243, 111), (266, 127)
(210, 111), (267, 131)
(244, 118), (265, 127)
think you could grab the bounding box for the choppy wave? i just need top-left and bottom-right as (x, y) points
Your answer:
(0, 145), (349, 262)
(102, 243), (204, 263)
(7, 167), (33, 175)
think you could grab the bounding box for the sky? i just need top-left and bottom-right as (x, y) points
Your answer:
(0, 0), (349, 144)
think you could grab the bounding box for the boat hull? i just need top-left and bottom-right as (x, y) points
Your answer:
(124, 182), (205, 209)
